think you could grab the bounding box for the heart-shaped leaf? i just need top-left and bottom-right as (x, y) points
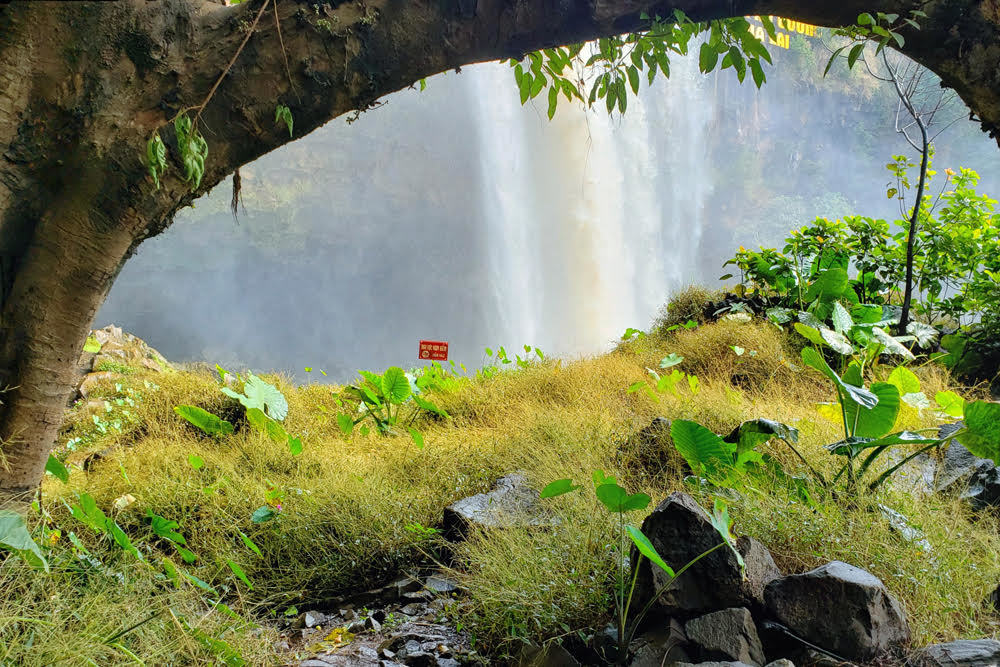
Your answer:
(595, 483), (650, 513)
(381, 367), (411, 404)
(540, 478), (580, 499)
(671, 420), (735, 475)
(843, 382), (900, 439)
(957, 401), (1000, 464)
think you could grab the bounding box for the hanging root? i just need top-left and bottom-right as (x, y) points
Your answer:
(231, 167), (242, 223)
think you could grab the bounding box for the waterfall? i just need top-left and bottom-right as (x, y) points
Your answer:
(467, 55), (712, 357)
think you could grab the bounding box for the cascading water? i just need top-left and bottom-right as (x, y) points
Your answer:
(467, 55), (712, 357)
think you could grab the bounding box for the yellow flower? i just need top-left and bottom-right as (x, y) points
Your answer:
(945, 168), (956, 178)
(48, 531), (61, 545)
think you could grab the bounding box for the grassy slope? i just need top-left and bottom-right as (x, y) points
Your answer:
(3, 319), (999, 665)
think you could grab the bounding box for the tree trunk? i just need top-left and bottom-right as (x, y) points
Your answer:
(898, 121), (930, 336)
(1, 0), (1000, 505)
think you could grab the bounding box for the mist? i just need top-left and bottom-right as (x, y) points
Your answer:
(97, 40), (999, 382)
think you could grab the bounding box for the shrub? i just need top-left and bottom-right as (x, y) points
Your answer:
(652, 285), (722, 334)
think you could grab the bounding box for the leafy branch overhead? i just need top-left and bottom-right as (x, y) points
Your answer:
(511, 12), (776, 121)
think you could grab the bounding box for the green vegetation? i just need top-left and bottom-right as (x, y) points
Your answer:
(2, 313), (999, 664)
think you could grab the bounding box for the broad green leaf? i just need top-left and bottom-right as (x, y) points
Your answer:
(826, 430), (939, 457)
(188, 455), (205, 470)
(337, 413), (354, 436)
(595, 483), (650, 513)
(831, 302), (854, 335)
(147, 510), (186, 544)
(381, 367), (411, 404)
(886, 366), (920, 395)
(246, 408), (288, 444)
(238, 530), (262, 556)
(412, 394), (449, 417)
(766, 307), (795, 324)
(108, 520), (141, 560)
(45, 454), (69, 483)
(670, 420), (734, 476)
(287, 436), (303, 456)
(227, 559), (254, 590)
(162, 557), (180, 587)
(801, 347), (878, 410)
(408, 427), (424, 450)
(906, 321), (939, 348)
(957, 401), (1000, 464)
(540, 478), (580, 499)
(176, 545), (197, 564)
(592, 470), (616, 488)
(794, 322), (825, 348)
(935, 391), (965, 418)
(725, 419), (799, 454)
(0, 510), (48, 572)
(902, 392), (930, 410)
(221, 372), (288, 421)
(820, 327), (854, 355)
(805, 268), (848, 302)
(83, 336), (102, 353)
(872, 327), (916, 361)
(844, 382), (900, 439)
(251, 506), (276, 523)
(174, 406), (234, 436)
(626, 525), (674, 577)
(659, 353), (684, 369)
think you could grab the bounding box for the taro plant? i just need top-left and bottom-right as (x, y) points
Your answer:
(335, 366), (448, 447)
(626, 355), (700, 402)
(540, 472), (739, 663)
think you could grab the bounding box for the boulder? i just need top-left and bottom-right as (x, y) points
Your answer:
(628, 619), (691, 667)
(908, 639), (1000, 667)
(764, 561), (910, 661)
(634, 492), (781, 615)
(934, 424), (1000, 509)
(442, 473), (554, 540)
(684, 608), (765, 666)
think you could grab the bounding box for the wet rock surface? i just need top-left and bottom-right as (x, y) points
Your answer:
(684, 607), (765, 666)
(907, 639), (1000, 667)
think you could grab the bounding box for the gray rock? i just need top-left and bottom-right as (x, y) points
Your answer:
(932, 423), (1000, 509)
(764, 561), (910, 661)
(442, 473), (555, 540)
(908, 639), (1000, 667)
(425, 575), (459, 594)
(764, 661), (795, 667)
(674, 662), (756, 667)
(685, 608), (765, 666)
(366, 616), (382, 633)
(634, 492), (781, 614)
(516, 642), (582, 666)
(628, 619), (690, 667)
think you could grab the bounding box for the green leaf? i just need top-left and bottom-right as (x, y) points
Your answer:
(0, 510), (48, 572)
(408, 427), (424, 450)
(595, 483), (651, 513)
(232, 372), (289, 420)
(592, 470), (616, 488)
(337, 413), (354, 436)
(711, 499), (744, 571)
(227, 559), (254, 590)
(801, 347), (879, 410)
(83, 336), (102, 354)
(957, 402), (1000, 463)
(188, 455), (205, 470)
(844, 382), (900, 439)
(827, 430), (940, 457)
(906, 321), (939, 348)
(147, 510), (186, 545)
(831, 302), (854, 335)
(699, 42), (719, 73)
(886, 366), (920, 395)
(246, 408), (289, 444)
(45, 454), (69, 483)
(871, 327), (916, 361)
(935, 390), (965, 418)
(670, 420), (734, 476)
(174, 406), (234, 436)
(412, 394), (449, 417)
(820, 327), (855, 356)
(540, 478), (581, 499)
(626, 525), (674, 577)
(725, 419), (799, 454)
(847, 43), (865, 69)
(287, 436), (303, 456)
(238, 530), (261, 556)
(659, 353), (684, 369)
(547, 85), (558, 120)
(381, 367), (411, 404)
(275, 104), (293, 138)
(251, 506), (276, 524)
(805, 268), (849, 302)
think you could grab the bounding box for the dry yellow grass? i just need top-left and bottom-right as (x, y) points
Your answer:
(3, 319), (999, 664)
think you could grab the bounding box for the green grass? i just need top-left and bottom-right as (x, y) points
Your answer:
(3, 318), (999, 664)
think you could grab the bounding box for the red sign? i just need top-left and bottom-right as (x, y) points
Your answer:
(419, 340), (449, 361)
